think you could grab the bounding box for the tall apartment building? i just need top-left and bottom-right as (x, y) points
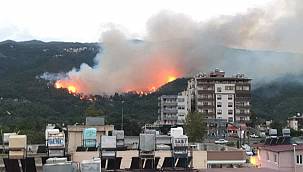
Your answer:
(158, 92), (188, 126)
(192, 69), (251, 123)
(158, 69), (251, 127)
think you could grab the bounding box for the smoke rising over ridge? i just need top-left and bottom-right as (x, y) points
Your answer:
(52, 0), (303, 95)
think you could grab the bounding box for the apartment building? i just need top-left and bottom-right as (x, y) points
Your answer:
(193, 69), (251, 123)
(287, 113), (303, 131)
(158, 69), (251, 126)
(158, 92), (188, 126)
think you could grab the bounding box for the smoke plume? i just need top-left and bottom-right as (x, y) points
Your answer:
(54, 0), (303, 95)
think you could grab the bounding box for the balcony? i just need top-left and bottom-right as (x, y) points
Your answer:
(197, 105), (214, 109)
(162, 102), (178, 106)
(162, 116), (178, 121)
(163, 109), (178, 114)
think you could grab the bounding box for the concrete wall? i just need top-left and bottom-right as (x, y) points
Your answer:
(193, 151), (207, 169)
(71, 151), (99, 163)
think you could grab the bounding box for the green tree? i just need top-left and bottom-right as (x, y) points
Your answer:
(185, 112), (207, 142)
(85, 104), (105, 117)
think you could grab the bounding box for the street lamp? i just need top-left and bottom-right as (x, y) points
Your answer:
(293, 143), (297, 172)
(121, 101), (125, 130)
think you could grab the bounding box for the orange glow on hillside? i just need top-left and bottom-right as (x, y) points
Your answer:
(55, 80), (79, 94)
(167, 76), (176, 82)
(67, 85), (77, 94)
(53, 66), (182, 95)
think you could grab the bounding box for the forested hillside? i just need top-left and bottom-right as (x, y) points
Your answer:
(0, 40), (188, 142)
(0, 40), (303, 143)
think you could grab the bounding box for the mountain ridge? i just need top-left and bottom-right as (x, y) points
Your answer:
(0, 40), (302, 142)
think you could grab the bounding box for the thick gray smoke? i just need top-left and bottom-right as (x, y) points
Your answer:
(55, 0), (303, 95)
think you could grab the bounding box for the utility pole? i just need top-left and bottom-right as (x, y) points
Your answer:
(121, 101), (124, 130)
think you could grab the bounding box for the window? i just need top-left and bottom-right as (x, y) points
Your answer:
(267, 152), (269, 160)
(178, 98), (185, 102)
(225, 86), (234, 91)
(274, 154), (277, 163)
(217, 87), (222, 92)
(297, 155), (303, 164)
(217, 109), (222, 115)
(243, 86), (250, 91)
(228, 94), (233, 100)
(236, 86), (242, 90)
(178, 106), (185, 110)
(228, 117), (233, 122)
(217, 102), (222, 107)
(217, 95), (222, 100)
(201, 94), (207, 98)
(228, 102), (233, 107)
(228, 110), (233, 115)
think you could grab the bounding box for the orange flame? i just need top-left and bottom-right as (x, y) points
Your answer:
(167, 76), (176, 83)
(54, 68), (181, 95)
(55, 80), (79, 94)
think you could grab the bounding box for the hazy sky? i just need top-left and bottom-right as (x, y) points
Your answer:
(0, 0), (273, 42)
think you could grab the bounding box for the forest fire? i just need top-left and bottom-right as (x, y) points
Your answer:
(167, 76), (176, 82)
(54, 72), (179, 95)
(55, 81), (79, 94)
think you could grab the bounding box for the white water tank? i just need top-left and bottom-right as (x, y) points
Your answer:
(80, 158), (101, 172)
(170, 127), (183, 138)
(3, 133), (17, 144)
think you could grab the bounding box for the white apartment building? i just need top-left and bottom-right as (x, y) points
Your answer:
(191, 69), (251, 123)
(158, 91), (189, 126)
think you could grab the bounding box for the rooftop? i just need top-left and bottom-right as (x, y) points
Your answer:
(195, 69), (251, 80)
(258, 144), (303, 152)
(200, 168), (279, 172)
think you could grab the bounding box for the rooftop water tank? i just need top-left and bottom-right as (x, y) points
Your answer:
(9, 135), (27, 159)
(80, 158), (101, 172)
(101, 136), (116, 149)
(139, 133), (156, 152)
(269, 129), (278, 138)
(83, 128), (97, 147)
(170, 127), (184, 138)
(3, 133), (16, 144)
(282, 128), (291, 137)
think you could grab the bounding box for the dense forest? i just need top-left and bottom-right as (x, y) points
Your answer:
(0, 40), (303, 143)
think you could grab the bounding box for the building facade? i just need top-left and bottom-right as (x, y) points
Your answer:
(193, 69), (251, 123)
(257, 144), (303, 172)
(287, 113), (303, 131)
(158, 92), (188, 126)
(158, 69), (251, 127)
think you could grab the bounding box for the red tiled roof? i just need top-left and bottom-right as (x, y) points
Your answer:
(259, 144), (303, 152)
